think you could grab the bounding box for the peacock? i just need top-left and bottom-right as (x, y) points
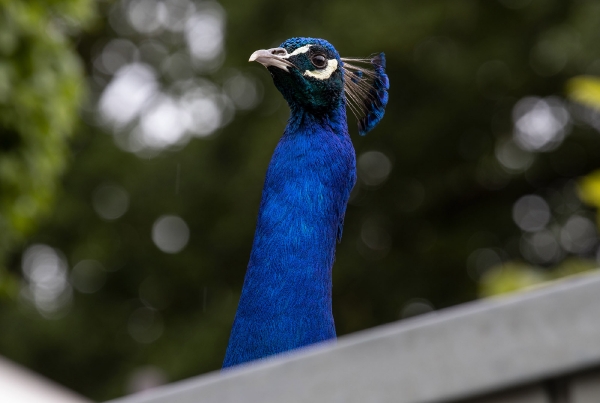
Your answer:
(223, 37), (389, 368)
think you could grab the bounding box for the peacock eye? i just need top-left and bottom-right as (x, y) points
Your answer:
(311, 54), (327, 68)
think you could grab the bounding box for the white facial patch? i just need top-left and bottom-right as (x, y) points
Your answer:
(303, 59), (339, 80)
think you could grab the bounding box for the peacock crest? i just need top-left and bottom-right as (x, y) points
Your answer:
(341, 54), (390, 136)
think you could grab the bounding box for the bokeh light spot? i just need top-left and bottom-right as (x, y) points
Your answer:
(560, 215), (597, 254)
(224, 73), (262, 110)
(152, 215), (190, 253)
(520, 230), (562, 264)
(180, 86), (224, 137)
(495, 138), (534, 173)
(128, 307), (164, 343)
(138, 95), (190, 148)
(21, 245), (72, 317)
(357, 151), (392, 187)
(92, 183), (130, 220)
(71, 260), (106, 294)
(98, 39), (139, 75)
(99, 63), (158, 128)
(162, 0), (195, 32)
(512, 96), (570, 152)
(185, 5), (225, 63)
(512, 195), (551, 232)
(127, 0), (164, 35)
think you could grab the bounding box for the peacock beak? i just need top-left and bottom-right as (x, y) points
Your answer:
(249, 48), (294, 71)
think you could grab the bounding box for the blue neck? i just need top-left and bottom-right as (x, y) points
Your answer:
(223, 105), (356, 367)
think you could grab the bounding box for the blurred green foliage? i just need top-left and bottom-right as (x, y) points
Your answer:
(579, 169), (600, 212)
(0, 0), (94, 293)
(479, 258), (597, 297)
(567, 76), (600, 112)
(2, 0), (600, 401)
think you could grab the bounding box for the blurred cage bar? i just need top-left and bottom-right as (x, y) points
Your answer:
(97, 271), (600, 403)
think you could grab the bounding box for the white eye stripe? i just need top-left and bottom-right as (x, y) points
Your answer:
(281, 45), (312, 58)
(303, 59), (338, 80)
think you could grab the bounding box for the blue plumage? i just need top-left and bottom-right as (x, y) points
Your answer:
(223, 37), (388, 368)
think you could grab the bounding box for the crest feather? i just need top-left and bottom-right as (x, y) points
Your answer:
(341, 53), (389, 135)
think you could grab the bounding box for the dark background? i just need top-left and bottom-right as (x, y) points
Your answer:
(2, 0), (600, 400)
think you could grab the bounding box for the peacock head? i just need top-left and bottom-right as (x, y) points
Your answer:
(249, 37), (389, 135)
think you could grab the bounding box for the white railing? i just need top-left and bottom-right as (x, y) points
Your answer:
(0, 355), (90, 403)
(105, 272), (600, 403)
